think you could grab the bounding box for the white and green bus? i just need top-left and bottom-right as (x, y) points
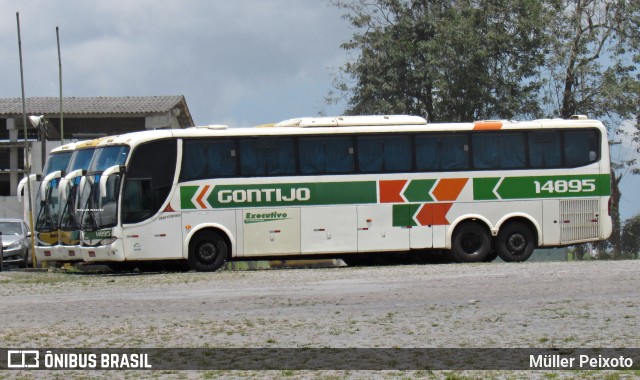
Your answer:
(77, 115), (612, 271)
(40, 137), (112, 262)
(24, 142), (78, 257)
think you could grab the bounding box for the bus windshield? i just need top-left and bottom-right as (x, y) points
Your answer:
(42, 151), (73, 175)
(79, 146), (129, 231)
(59, 148), (98, 233)
(34, 151), (74, 236)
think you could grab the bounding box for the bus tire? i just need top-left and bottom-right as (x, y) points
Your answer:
(188, 230), (228, 272)
(451, 222), (491, 263)
(484, 250), (498, 262)
(496, 222), (535, 262)
(108, 262), (137, 273)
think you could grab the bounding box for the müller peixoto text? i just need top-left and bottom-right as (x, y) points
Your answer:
(530, 354), (634, 369)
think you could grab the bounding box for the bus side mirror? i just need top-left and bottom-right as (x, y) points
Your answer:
(40, 171), (63, 201)
(99, 165), (125, 199)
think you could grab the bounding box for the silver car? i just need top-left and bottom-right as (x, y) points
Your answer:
(0, 218), (32, 268)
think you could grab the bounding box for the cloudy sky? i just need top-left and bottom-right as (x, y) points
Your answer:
(2, 0), (638, 220)
(0, 0), (351, 126)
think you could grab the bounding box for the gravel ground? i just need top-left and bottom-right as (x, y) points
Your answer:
(0, 260), (639, 379)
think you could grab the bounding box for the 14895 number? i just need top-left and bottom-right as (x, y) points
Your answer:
(534, 179), (596, 194)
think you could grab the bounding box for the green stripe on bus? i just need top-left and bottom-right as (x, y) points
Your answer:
(180, 181), (378, 209)
(392, 204), (421, 227)
(473, 174), (610, 200)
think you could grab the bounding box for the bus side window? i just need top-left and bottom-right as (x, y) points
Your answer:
(440, 135), (469, 171)
(529, 131), (561, 168)
(239, 138), (295, 176)
(564, 130), (599, 167)
(122, 178), (153, 221)
(266, 138), (296, 175)
(472, 132), (525, 169)
(299, 136), (354, 175)
(416, 134), (468, 171)
(122, 140), (177, 224)
(415, 135), (440, 171)
(181, 139), (237, 181)
(357, 135), (411, 173)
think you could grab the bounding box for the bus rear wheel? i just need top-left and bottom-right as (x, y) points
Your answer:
(496, 222), (535, 262)
(188, 230), (228, 272)
(451, 222), (491, 263)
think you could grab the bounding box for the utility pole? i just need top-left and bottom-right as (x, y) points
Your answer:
(57, 26), (64, 145)
(16, 12), (37, 268)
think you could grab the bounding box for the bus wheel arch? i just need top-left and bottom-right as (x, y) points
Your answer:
(187, 227), (231, 272)
(450, 219), (492, 263)
(496, 218), (537, 262)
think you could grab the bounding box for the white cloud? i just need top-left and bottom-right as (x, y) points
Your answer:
(0, 0), (352, 125)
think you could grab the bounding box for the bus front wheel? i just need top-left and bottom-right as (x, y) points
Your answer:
(451, 222), (491, 263)
(496, 222), (535, 262)
(188, 230), (228, 272)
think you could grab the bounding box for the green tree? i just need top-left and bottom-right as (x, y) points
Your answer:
(329, 0), (555, 122)
(621, 214), (640, 259)
(541, 0), (640, 257)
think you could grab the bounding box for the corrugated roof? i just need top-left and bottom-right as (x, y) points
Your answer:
(0, 96), (187, 116)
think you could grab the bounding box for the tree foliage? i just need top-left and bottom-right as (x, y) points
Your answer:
(542, 0), (640, 120)
(621, 214), (640, 258)
(330, 0), (555, 122)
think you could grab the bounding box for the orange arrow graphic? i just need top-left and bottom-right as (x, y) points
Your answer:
(432, 178), (468, 201)
(415, 203), (453, 226)
(379, 180), (407, 203)
(196, 185), (210, 209)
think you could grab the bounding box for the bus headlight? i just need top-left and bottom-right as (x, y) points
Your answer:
(99, 237), (117, 246)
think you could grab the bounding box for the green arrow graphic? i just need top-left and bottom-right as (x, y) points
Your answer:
(402, 179), (436, 202)
(180, 186), (199, 209)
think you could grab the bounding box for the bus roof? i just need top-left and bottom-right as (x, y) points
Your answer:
(74, 136), (115, 150)
(49, 140), (85, 154)
(93, 115), (606, 149)
(274, 115), (427, 127)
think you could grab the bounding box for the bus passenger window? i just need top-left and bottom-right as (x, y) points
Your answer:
(299, 136), (354, 174)
(440, 135), (469, 171)
(529, 131), (561, 168)
(239, 138), (295, 176)
(416, 134), (469, 171)
(472, 133), (525, 169)
(181, 140), (237, 181)
(357, 135), (411, 173)
(564, 130), (599, 167)
(415, 135), (440, 171)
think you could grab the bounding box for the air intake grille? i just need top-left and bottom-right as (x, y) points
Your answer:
(560, 199), (600, 244)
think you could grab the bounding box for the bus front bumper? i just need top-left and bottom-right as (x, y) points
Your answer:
(81, 239), (125, 262)
(35, 245), (84, 262)
(35, 245), (63, 262)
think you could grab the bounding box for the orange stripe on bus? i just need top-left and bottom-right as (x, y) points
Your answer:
(432, 178), (468, 201)
(379, 180), (407, 203)
(473, 121), (503, 130)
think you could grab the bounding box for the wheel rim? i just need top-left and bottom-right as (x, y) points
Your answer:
(197, 242), (218, 263)
(506, 233), (526, 253)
